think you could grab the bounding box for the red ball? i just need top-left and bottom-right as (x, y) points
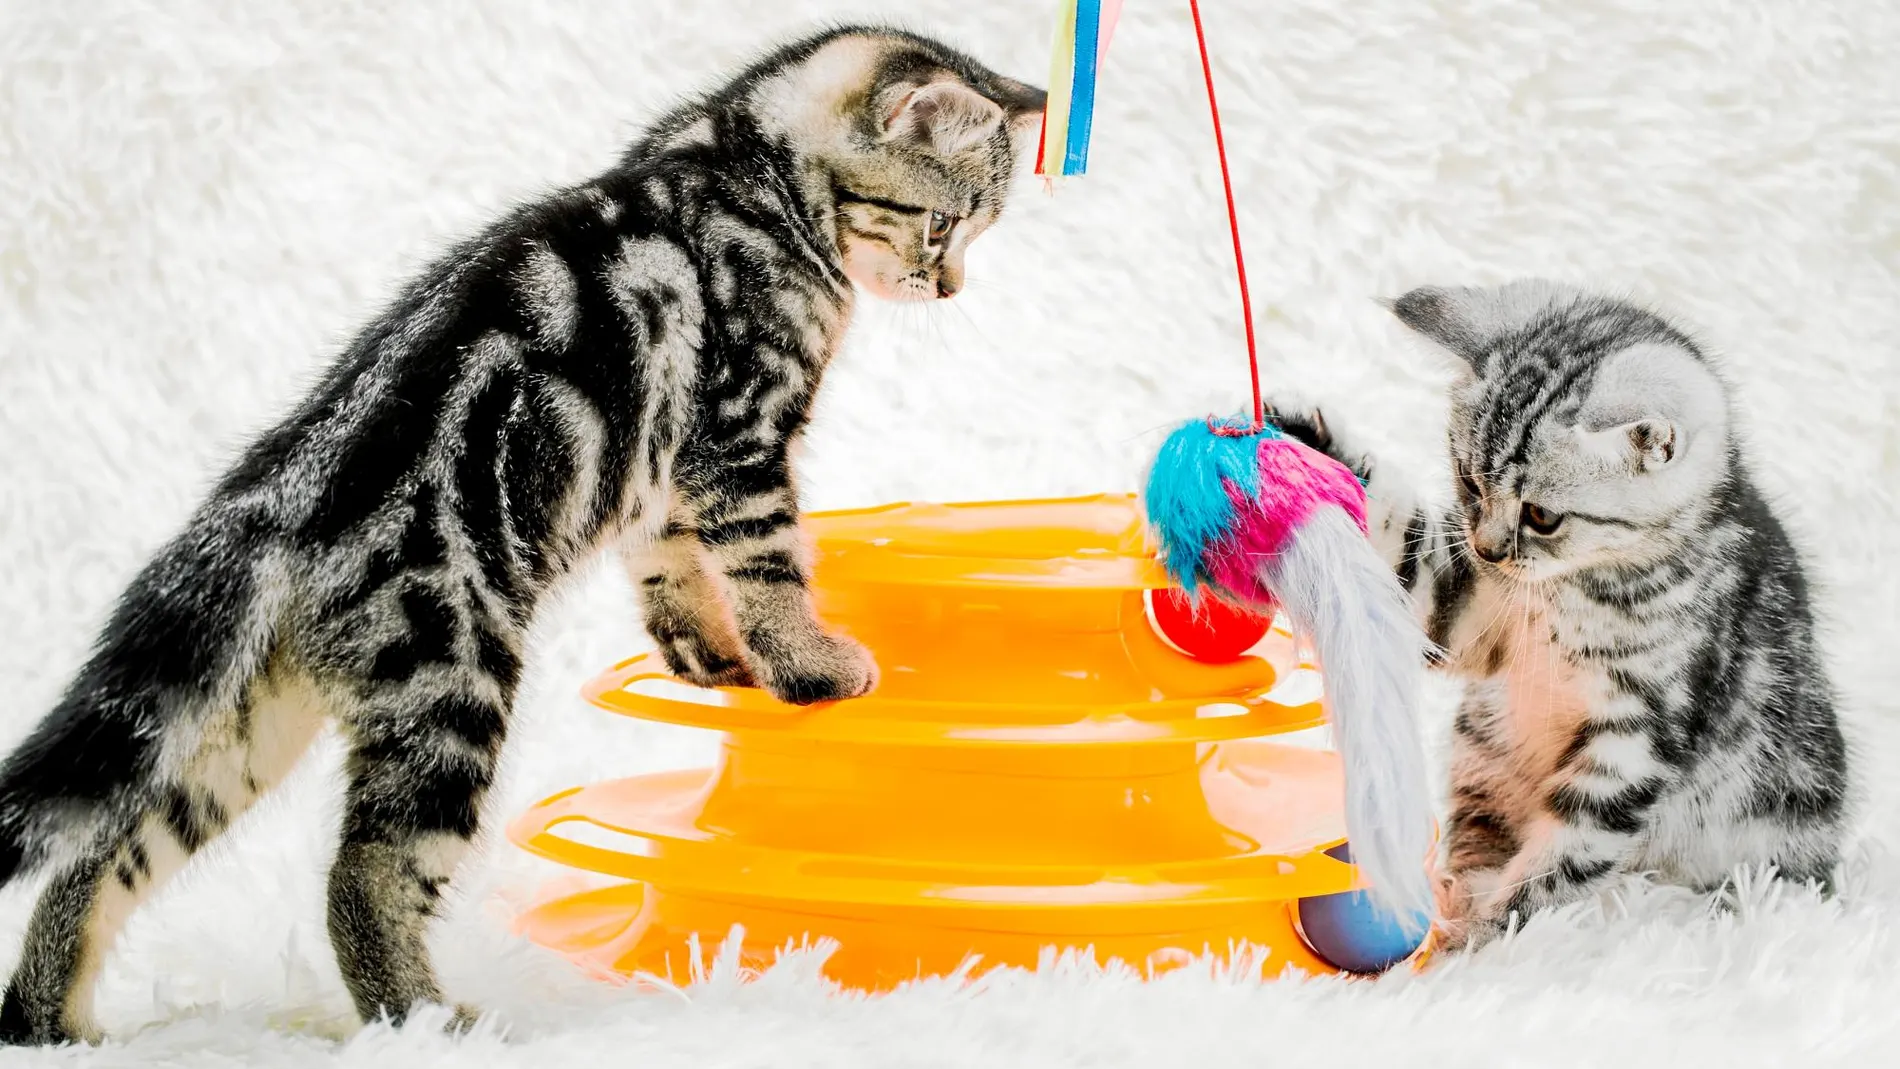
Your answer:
(1148, 586), (1272, 662)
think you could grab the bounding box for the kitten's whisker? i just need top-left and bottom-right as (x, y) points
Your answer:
(1491, 864), (1563, 896)
(1543, 581), (1562, 749)
(946, 299), (995, 349)
(1465, 567), (1528, 654)
(1119, 419), (1190, 443)
(1520, 578), (1553, 744)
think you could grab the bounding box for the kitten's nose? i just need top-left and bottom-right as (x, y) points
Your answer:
(1473, 539), (1510, 564)
(936, 278), (960, 298)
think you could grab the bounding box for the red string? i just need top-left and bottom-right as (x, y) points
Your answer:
(1188, 0), (1263, 436)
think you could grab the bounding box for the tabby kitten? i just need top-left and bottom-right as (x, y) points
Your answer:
(0, 27), (1044, 1043)
(1268, 281), (1849, 950)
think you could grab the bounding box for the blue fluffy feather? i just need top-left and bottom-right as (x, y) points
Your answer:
(1141, 417), (1279, 594)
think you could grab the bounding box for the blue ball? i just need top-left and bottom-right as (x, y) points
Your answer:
(1294, 842), (1431, 974)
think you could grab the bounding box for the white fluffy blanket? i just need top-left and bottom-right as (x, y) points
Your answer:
(2, 0), (1896, 1065)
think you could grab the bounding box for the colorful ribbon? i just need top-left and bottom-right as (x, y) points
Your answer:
(1035, 0), (1122, 177)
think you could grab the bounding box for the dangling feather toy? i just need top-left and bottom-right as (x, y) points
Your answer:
(1043, 0), (1436, 923)
(1144, 418), (1436, 923)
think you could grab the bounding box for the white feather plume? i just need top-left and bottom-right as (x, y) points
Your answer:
(1262, 505), (1436, 924)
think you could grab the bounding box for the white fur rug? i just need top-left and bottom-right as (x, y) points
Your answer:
(2, 0), (1897, 1065)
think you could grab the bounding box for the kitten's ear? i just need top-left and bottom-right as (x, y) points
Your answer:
(1385, 280), (1578, 373)
(1625, 419), (1678, 470)
(1582, 419), (1679, 472)
(1382, 286), (1488, 368)
(882, 81), (1005, 155)
(989, 77), (1049, 129)
(990, 79), (1047, 160)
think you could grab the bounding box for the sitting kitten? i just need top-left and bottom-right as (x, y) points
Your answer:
(1267, 281), (1850, 950)
(0, 27), (1043, 1043)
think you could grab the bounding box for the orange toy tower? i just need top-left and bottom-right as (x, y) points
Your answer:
(507, 494), (1406, 987)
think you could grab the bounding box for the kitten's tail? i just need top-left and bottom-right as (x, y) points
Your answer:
(0, 701), (98, 886)
(0, 685), (159, 886)
(1260, 505), (1436, 924)
(0, 524), (274, 887)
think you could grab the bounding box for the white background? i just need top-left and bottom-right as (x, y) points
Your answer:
(1, 0), (1896, 1064)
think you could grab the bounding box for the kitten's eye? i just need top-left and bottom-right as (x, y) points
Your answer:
(926, 210), (954, 244)
(1459, 470), (1483, 502)
(1521, 502), (1564, 535)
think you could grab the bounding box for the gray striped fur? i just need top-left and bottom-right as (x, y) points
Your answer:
(0, 27), (1043, 1043)
(1266, 280), (1849, 951)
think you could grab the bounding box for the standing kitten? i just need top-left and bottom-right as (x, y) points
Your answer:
(0, 27), (1043, 1043)
(1268, 281), (1849, 950)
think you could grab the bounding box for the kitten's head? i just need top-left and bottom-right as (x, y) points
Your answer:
(742, 28), (1046, 301)
(1389, 280), (1732, 580)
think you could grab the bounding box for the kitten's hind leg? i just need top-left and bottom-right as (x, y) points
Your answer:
(327, 677), (512, 1031)
(1434, 703), (1523, 950)
(1775, 858), (1840, 898)
(0, 671), (326, 1044)
(1458, 719), (1665, 949)
(1698, 834), (1842, 902)
(621, 521), (754, 688)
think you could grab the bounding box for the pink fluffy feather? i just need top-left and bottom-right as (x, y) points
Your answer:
(1205, 437), (1368, 601)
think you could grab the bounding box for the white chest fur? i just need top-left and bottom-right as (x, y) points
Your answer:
(1451, 577), (1594, 780)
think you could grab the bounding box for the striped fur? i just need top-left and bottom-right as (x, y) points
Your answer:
(1267, 280), (1850, 951)
(0, 27), (1042, 1044)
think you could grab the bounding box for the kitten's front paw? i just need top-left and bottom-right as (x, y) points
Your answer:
(1439, 912), (1509, 954)
(1428, 873), (1472, 953)
(1432, 869), (1465, 918)
(757, 632), (879, 705)
(657, 632), (759, 689)
(1260, 399), (1372, 482)
(1432, 877), (1519, 954)
(663, 643), (757, 689)
(1258, 397), (1418, 563)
